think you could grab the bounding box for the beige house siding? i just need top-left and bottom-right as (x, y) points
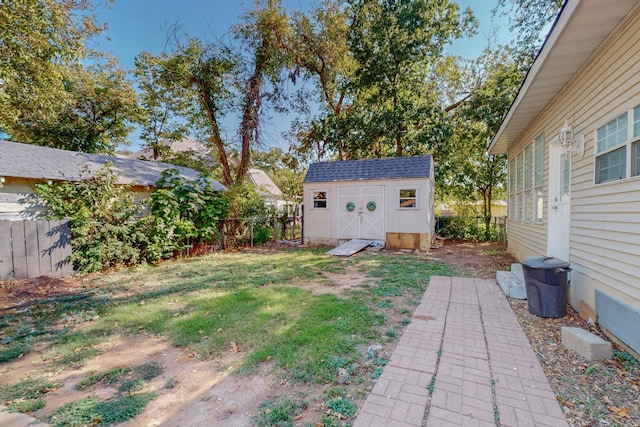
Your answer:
(0, 176), (154, 221)
(0, 178), (46, 220)
(506, 4), (640, 313)
(303, 177), (434, 248)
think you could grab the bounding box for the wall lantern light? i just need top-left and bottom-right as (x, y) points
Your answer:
(558, 119), (584, 156)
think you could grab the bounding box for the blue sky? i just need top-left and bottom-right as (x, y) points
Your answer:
(94, 1), (514, 151)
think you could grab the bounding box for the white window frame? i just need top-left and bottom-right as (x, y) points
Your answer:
(397, 187), (418, 209)
(534, 133), (544, 223)
(595, 104), (640, 184)
(311, 190), (329, 209)
(509, 132), (545, 224)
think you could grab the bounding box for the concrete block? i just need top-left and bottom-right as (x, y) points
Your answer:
(561, 327), (612, 362)
(496, 270), (527, 300)
(511, 263), (524, 282)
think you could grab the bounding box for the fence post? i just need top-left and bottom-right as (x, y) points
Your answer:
(250, 218), (254, 247)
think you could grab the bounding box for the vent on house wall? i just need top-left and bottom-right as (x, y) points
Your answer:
(595, 290), (640, 354)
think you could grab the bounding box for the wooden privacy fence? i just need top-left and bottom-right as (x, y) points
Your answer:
(0, 220), (73, 280)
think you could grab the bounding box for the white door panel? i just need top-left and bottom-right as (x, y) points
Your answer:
(337, 186), (385, 240)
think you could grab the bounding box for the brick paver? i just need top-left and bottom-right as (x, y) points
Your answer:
(353, 276), (568, 427)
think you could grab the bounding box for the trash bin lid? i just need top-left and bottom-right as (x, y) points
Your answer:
(521, 256), (570, 269)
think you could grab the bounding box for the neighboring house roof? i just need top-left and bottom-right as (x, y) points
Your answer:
(122, 137), (216, 165)
(248, 168), (283, 198)
(0, 140), (226, 191)
(304, 155), (433, 183)
(489, 0), (639, 154)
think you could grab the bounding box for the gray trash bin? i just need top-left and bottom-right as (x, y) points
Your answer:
(520, 256), (571, 318)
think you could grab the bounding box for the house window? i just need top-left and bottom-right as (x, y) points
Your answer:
(595, 105), (640, 183)
(312, 191), (328, 208)
(633, 106), (640, 177)
(509, 132), (545, 224)
(516, 151), (523, 221)
(508, 159), (516, 220)
(399, 189), (417, 208)
(534, 133), (544, 223)
(524, 143), (533, 222)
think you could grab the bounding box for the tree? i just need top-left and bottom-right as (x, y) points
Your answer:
(291, 0), (476, 161)
(151, 0), (293, 188)
(442, 47), (522, 239)
(290, 0), (356, 160)
(134, 51), (188, 161)
(346, 0), (475, 157)
(9, 59), (141, 153)
(0, 0), (110, 139)
(494, 0), (563, 57)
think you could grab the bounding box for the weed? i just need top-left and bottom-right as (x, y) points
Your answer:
(164, 377), (178, 389)
(483, 249), (504, 256)
(77, 367), (132, 389)
(385, 329), (397, 339)
(372, 367), (383, 379)
(48, 393), (155, 426)
(0, 378), (60, 402)
(9, 398), (46, 413)
(615, 350), (639, 370)
(372, 313), (387, 325)
(76, 362), (162, 394)
(401, 318), (412, 325)
(377, 300), (393, 308)
(585, 364), (599, 375)
(254, 397), (307, 427)
(400, 308), (411, 314)
(427, 376), (436, 394)
(326, 396), (356, 417)
(325, 386), (347, 399)
(0, 343), (31, 363)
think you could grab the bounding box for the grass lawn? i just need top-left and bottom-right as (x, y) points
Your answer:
(0, 248), (458, 426)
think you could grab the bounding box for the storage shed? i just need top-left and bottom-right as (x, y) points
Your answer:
(302, 156), (435, 250)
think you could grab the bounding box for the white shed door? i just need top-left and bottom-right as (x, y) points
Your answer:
(337, 186), (385, 240)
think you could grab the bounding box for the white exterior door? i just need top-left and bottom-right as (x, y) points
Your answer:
(337, 186), (385, 240)
(547, 142), (571, 261)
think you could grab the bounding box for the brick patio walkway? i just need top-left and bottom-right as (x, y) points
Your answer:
(353, 276), (569, 427)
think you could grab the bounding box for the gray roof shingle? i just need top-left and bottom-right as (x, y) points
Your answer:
(303, 155), (433, 183)
(0, 140), (226, 190)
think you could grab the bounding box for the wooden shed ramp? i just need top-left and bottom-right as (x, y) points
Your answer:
(326, 239), (373, 257)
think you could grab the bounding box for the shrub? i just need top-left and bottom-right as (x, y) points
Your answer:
(35, 164), (144, 273)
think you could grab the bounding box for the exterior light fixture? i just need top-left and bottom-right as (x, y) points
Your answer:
(558, 119), (584, 156)
(0, 176), (5, 188)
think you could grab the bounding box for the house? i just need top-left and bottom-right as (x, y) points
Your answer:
(248, 168), (288, 210)
(122, 137), (216, 167)
(125, 139), (289, 210)
(489, 0), (640, 354)
(0, 140), (226, 220)
(302, 156), (435, 250)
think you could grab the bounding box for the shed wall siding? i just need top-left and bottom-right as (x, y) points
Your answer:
(303, 177), (434, 247)
(507, 6), (640, 313)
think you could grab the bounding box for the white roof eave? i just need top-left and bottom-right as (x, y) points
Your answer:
(489, 0), (640, 154)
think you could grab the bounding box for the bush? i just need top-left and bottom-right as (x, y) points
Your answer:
(35, 164), (144, 273)
(35, 165), (227, 272)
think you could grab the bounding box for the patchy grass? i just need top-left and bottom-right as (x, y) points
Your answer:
(254, 397), (308, 427)
(1, 248), (457, 425)
(47, 393), (155, 427)
(0, 378), (62, 412)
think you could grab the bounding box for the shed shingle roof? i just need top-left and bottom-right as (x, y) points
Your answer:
(303, 156), (433, 183)
(0, 140), (226, 190)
